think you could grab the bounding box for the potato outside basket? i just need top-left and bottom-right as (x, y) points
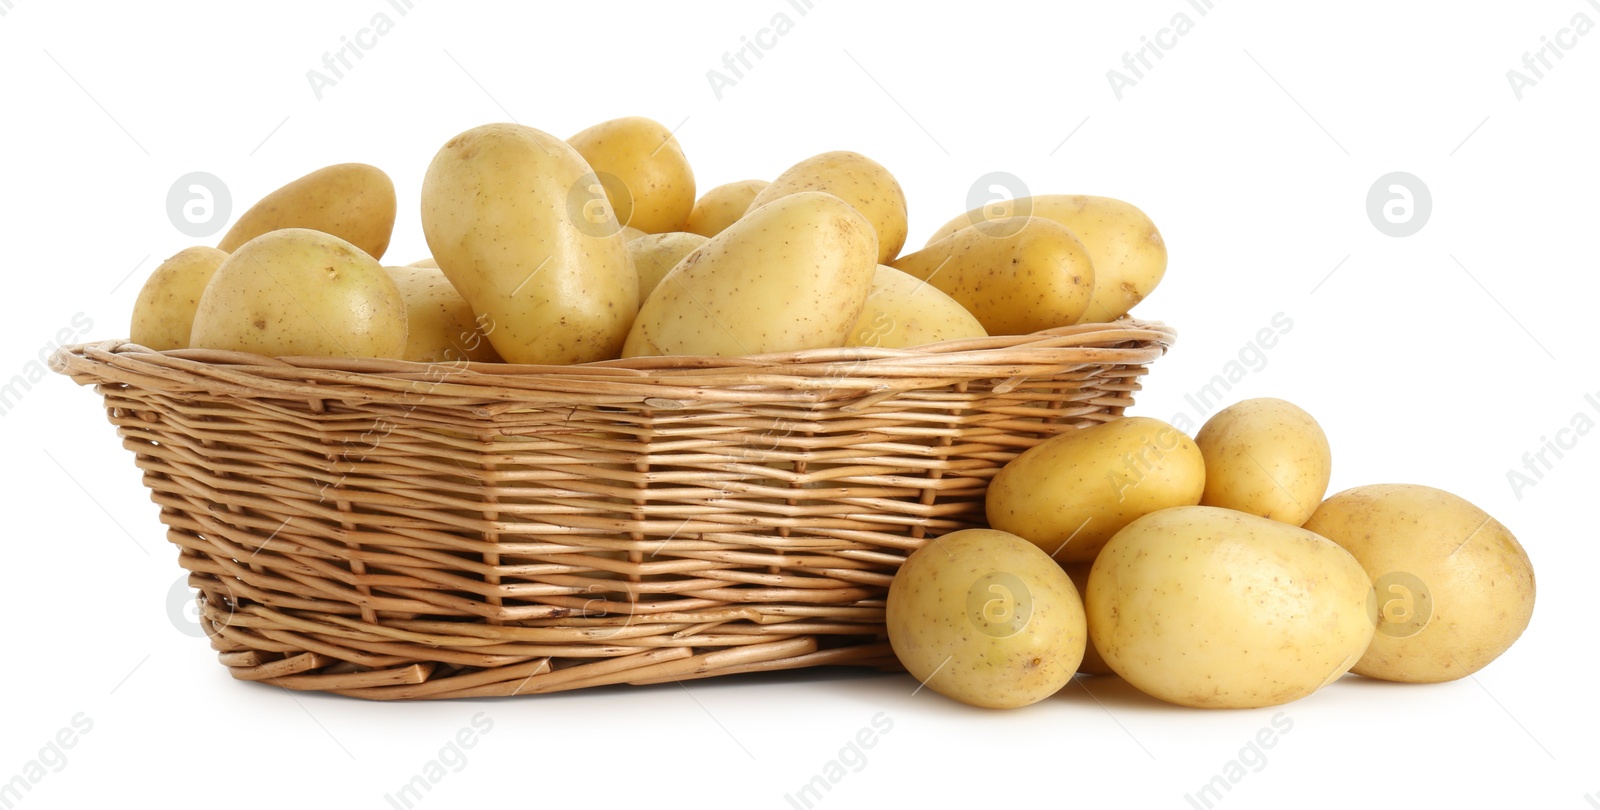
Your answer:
(49, 319), (1175, 699)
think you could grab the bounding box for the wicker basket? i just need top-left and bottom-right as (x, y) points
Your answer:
(50, 320), (1175, 699)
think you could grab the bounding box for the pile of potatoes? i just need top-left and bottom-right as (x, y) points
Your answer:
(130, 116), (1169, 363)
(887, 399), (1538, 709)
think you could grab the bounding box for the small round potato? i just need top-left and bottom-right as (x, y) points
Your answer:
(130, 246), (230, 350)
(190, 228), (407, 359)
(845, 265), (987, 349)
(887, 528), (1086, 709)
(1088, 506), (1375, 708)
(627, 232), (708, 302)
(218, 163), (397, 260)
(1197, 398), (1332, 525)
(386, 265), (501, 363)
(684, 179), (767, 238)
(568, 116), (696, 234)
(1305, 484), (1536, 683)
(748, 151), (907, 264)
(986, 416), (1206, 563)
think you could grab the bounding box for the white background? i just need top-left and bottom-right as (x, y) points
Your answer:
(2, 1), (1596, 808)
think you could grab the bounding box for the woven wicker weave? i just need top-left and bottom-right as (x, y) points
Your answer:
(50, 320), (1175, 699)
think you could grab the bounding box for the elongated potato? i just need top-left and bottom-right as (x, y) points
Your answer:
(1197, 398), (1332, 525)
(218, 163), (396, 260)
(748, 151), (907, 264)
(386, 265), (501, 363)
(890, 216), (1094, 335)
(622, 191), (877, 358)
(568, 116), (696, 234)
(627, 232), (708, 301)
(927, 195), (1165, 323)
(846, 265), (986, 348)
(130, 246), (229, 350)
(190, 228), (407, 358)
(422, 123), (639, 364)
(684, 179), (767, 237)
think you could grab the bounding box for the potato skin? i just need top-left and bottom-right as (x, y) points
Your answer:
(627, 232), (708, 302)
(190, 228), (407, 359)
(891, 216), (1093, 335)
(568, 116), (696, 235)
(218, 163), (396, 260)
(1197, 398), (1332, 525)
(1087, 506), (1375, 708)
(748, 151), (907, 264)
(684, 179), (767, 238)
(130, 246), (229, 350)
(1061, 562), (1113, 675)
(986, 416), (1206, 563)
(927, 195), (1165, 323)
(845, 265), (987, 349)
(386, 265), (501, 363)
(887, 528), (1086, 709)
(622, 191), (877, 358)
(422, 123), (639, 364)
(1305, 484), (1536, 683)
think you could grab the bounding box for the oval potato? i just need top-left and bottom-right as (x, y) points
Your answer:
(684, 179), (768, 238)
(568, 116), (696, 235)
(386, 265), (501, 363)
(627, 232), (709, 302)
(845, 265), (987, 349)
(218, 163), (397, 260)
(1061, 562), (1113, 676)
(1197, 398), (1332, 525)
(130, 246), (230, 350)
(748, 151), (907, 264)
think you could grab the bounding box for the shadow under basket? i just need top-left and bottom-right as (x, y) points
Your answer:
(51, 320), (1175, 700)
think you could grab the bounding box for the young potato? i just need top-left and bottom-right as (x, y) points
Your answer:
(927, 195), (1165, 323)
(218, 163), (396, 260)
(684, 179), (767, 237)
(627, 231), (708, 301)
(386, 265), (501, 363)
(130, 246), (229, 350)
(407, 257), (439, 269)
(748, 151), (907, 264)
(1305, 484), (1536, 683)
(621, 225), (648, 243)
(622, 191), (877, 358)
(422, 123), (639, 364)
(1087, 506), (1375, 709)
(1061, 562), (1113, 675)
(986, 416), (1205, 563)
(886, 528), (1086, 709)
(845, 265), (987, 349)
(568, 116), (696, 234)
(890, 216), (1094, 335)
(190, 228), (407, 358)
(1197, 398), (1332, 525)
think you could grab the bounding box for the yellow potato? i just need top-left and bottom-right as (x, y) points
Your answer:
(130, 246), (229, 350)
(621, 226), (648, 243)
(927, 195), (1165, 323)
(627, 232), (708, 301)
(218, 163), (396, 260)
(748, 151), (907, 264)
(623, 191), (876, 358)
(886, 528), (1086, 709)
(1305, 484), (1536, 683)
(1087, 506), (1374, 708)
(845, 265), (987, 348)
(986, 416), (1205, 563)
(407, 257), (438, 269)
(568, 116), (696, 234)
(1197, 398), (1332, 525)
(1061, 562), (1113, 675)
(890, 217), (1094, 335)
(386, 265), (501, 363)
(684, 179), (767, 237)
(190, 228), (407, 358)
(422, 123), (638, 364)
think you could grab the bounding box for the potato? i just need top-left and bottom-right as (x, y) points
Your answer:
(621, 226), (648, 243)
(407, 257), (438, 269)
(129, 246), (229, 350)
(1305, 484), (1536, 683)
(568, 116), (696, 234)
(422, 123), (638, 364)
(622, 191), (876, 358)
(846, 265), (986, 348)
(748, 151), (907, 264)
(1087, 506), (1375, 708)
(627, 232), (708, 301)
(986, 416), (1205, 563)
(190, 228), (407, 358)
(1061, 562), (1112, 675)
(386, 265), (501, 363)
(218, 163), (396, 260)
(1196, 398), (1332, 525)
(684, 179), (767, 237)
(890, 216), (1094, 334)
(927, 195), (1165, 323)
(886, 528), (1086, 709)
